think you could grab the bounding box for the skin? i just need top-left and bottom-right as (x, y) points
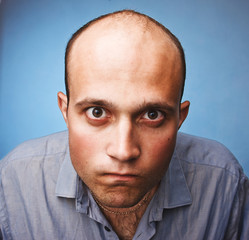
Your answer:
(58, 19), (190, 211)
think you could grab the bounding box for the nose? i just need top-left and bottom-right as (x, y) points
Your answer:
(106, 118), (140, 162)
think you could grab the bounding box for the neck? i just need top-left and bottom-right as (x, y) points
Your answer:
(92, 185), (159, 240)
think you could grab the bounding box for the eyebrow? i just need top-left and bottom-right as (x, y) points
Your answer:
(75, 98), (114, 109)
(74, 98), (176, 114)
(137, 101), (176, 115)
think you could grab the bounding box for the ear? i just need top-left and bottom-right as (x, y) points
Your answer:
(57, 91), (68, 127)
(178, 101), (190, 129)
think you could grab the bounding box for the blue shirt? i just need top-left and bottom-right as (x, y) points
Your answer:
(0, 131), (248, 239)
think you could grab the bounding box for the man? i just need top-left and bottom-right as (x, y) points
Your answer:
(0, 10), (248, 240)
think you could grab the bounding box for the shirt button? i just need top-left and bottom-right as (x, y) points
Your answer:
(104, 226), (111, 232)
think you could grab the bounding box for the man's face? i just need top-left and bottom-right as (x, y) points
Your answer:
(59, 23), (189, 208)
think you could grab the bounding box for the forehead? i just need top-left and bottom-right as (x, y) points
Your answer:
(68, 18), (183, 106)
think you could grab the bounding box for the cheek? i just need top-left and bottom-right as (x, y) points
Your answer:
(155, 135), (176, 156)
(68, 125), (103, 175)
(142, 132), (177, 176)
(69, 129), (97, 155)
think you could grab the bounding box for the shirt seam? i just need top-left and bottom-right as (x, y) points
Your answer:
(177, 155), (241, 178)
(0, 151), (67, 170)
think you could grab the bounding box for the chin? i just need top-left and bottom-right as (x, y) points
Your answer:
(102, 191), (145, 208)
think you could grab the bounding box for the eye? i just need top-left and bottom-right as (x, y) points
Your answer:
(85, 107), (107, 119)
(143, 110), (164, 120)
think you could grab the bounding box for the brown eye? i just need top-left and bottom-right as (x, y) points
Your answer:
(143, 110), (163, 120)
(92, 107), (103, 118)
(86, 107), (106, 119)
(147, 110), (158, 120)
(141, 110), (165, 127)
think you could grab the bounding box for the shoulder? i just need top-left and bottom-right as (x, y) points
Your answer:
(0, 131), (69, 176)
(1, 131), (68, 162)
(176, 132), (243, 177)
(175, 133), (249, 237)
(0, 131), (70, 238)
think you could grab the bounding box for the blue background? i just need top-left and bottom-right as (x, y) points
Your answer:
(1, 0), (249, 176)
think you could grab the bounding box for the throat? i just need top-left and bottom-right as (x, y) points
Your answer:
(107, 213), (142, 240)
(101, 197), (150, 240)
(91, 186), (159, 240)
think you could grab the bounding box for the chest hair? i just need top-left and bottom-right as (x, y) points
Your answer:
(105, 209), (144, 240)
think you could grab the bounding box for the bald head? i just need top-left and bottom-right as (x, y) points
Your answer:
(65, 10), (186, 103)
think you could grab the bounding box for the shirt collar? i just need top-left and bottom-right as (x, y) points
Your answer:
(159, 151), (192, 208)
(148, 150), (192, 222)
(55, 145), (77, 198)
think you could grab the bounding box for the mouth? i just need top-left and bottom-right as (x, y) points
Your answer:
(103, 173), (139, 183)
